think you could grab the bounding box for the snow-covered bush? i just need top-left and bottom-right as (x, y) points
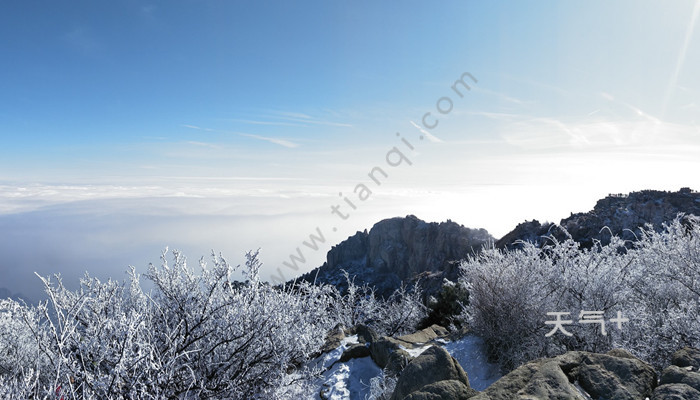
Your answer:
(0, 248), (429, 398)
(460, 216), (700, 372)
(0, 250), (340, 399)
(330, 271), (426, 337)
(367, 369), (397, 400)
(620, 216), (700, 368)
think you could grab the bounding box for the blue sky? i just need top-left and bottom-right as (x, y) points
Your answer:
(1, 1), (699, 298)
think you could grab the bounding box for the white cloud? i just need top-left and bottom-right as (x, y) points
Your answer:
(409, 121), (443, 143)
(237, 133), (299, 148)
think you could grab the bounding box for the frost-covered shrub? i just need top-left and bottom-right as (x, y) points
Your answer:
(459, 243), (557, 369)
(460, 216), (700, 372)
(0, 250), (340, 399)
(374, 281), (427, 337)
(0, 298), (45, 380)
(621, 216), (700, 368)
(329, 272), (426, 337)
(424, 279), (471, 329)
(367, 369), (397, 400)
(0, 247), (429, 398)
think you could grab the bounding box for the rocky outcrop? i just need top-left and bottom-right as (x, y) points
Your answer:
(653, 347), (700, 399)
(370, 336), (412, 375)
(471, 349), (657, 400)
(652, 383), (700, 399)
(391, 346), (477, 400)
(497, 188), (700, 250)
(317, 322), (700, 400)
(339, 343), (370, 362)
(403, 380), (477, 400)
(671, 347), (700, 369)
(298, 215), (493, 297)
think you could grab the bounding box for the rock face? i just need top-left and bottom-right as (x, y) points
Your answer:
(390, 346), (477, 400)
(653, 347), (700, 399)
(471, 349), (657, 400)
(298, 215), (493, 297)
(497, 188), (700, 250)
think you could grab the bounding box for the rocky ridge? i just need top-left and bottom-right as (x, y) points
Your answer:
(297, 215), (493, 297)
(497, 187), (700, 250)
(294, 188), (699, 300)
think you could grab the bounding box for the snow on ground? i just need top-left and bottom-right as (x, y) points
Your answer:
(444, 334), (502, 391)
(317, 335), (360, 370)
(398, 343), (430, 358)
(304, 333), (502, 399)
(316, 356), (382, 400)
(308, 334), (382, 400)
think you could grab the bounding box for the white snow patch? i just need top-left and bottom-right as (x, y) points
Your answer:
(317, 335), (360, 370)
(399, 343), (431, 358)
(316, 356), (382, 400)
(444, 334), (502, 391)
(573, 380), (593, 399)
(306, 334), (382, 400)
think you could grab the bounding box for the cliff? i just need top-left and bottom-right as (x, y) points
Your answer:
(297, 215), (493, 297)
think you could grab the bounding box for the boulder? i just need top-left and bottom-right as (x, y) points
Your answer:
(671, 347), (700, 370)
(659, 365), (700, 392)
(371, 336), (407, 369)
(652, 383), (700, 400)
(390, 346), (473, 400)
(572, 351), (657, 400)
(403, 380), (478, 400)
(396, 324), (449, 347)
(471, 350), (656, 400)
(339, 343), (370, 362)
(518, 361), (586, 399)
(355, 324), (380, 344)
(470, 358), (584, 400)
(320, 324), (345, 354)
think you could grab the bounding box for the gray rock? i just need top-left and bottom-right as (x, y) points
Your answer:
(403, 380), (478, 400)
(518, 361), (586, 399)
(396, 324), (449, 347)
(339, 343), (370, 362)
(320, 325), (345, 354)
(652, 383), (700, 400)
(660, 365), (700, 392)
(355, 324), (380, 344)
(672, 347), (700, 370)
(390, 346), (472, 400)
(370, 336), (406, 369)
(471, 350), (656, 400)
(572, 352), (657, 400)
(470, 358), (584, 400)
(386, 349), (413, 376)
(606, 348), (637, 359)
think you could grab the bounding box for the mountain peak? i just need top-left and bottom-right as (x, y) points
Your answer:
(297, 215), (494, 297)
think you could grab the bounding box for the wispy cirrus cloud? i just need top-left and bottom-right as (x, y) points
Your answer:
(237, 133), (299, 148)
(230, 110), (353, 128)
(409, 120), (443, 143)
(182, 124), (299, 148)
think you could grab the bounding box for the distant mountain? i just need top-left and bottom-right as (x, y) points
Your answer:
(0, 287), (27, 302)
(497, 187), (700, 250)
(296, 215), (494, 297)
(293, 188), (699, 298)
